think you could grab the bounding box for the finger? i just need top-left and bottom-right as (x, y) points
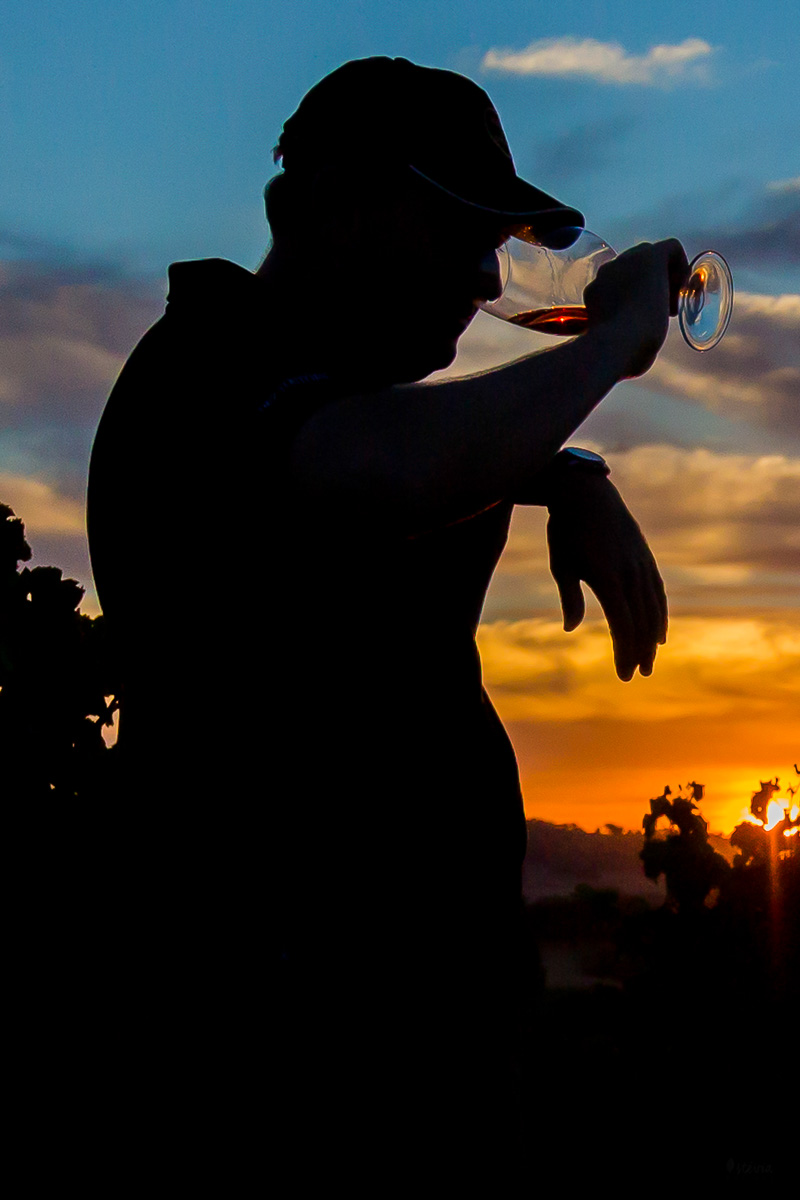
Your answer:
(594, 583), (637, 681)
(656, 570), (669, 644)
(638, 611), (658, 677)
(634, 553), (668, 648)
(632, 565), (670, 677)
(618, 555), (667, 675)
(643, 561), (669, 646)
(635, 559), (668, 674)
(639, 647), (657, 678)
(662, 238), (691, 317)
(554, 573), (585, 632)
(625, 561), (655, 673)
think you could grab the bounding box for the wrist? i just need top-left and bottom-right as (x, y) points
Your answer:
(518, 448), (610, 507)
(587, 309), (665, 381)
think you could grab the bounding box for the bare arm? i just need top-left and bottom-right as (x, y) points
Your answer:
(286, 240), (688, 534)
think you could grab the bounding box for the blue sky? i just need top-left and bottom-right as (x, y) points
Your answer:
(1, 1), (798, 828)
(2, 1), (797, 269)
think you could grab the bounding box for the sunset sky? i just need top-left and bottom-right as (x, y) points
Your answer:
(1, 1), (797, 833)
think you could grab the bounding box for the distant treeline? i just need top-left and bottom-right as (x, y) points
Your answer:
(524, 818), (661, 901)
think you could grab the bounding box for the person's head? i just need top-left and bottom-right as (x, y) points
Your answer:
(263, 57), (584, 384)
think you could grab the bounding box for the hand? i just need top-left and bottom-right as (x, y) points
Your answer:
(584, 239), (690, 378)
(545, 475), (667, 680)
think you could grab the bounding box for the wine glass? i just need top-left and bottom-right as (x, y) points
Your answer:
(480, 229), (733, 351)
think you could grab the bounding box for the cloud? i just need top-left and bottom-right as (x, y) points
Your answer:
(604, 177), (800, 279)
(0, 257), (163, 427)
(0, 473), (84, 535)
(0, 472), (97, 610)
(479, 605), (797, 836)
(510, 712), (797, 836)
(727, 293), (800, 326)
(683, 183), (800, 267)
(481, 444), (800, 623)
(477, 612), (800, 723)
(436, 294), (800, 618)
(768, 178), (800, 194)
(480, 613), (800, 835)
(699, 211), (800, 268)
(436, 226), (799, 451)
(607, 445), (800, 586)
(638, 291), (800, 438)
(482, 37), (714, 87)
(529, 190), (800, 477)
(609, 443), (800, 531)
(0, 252), (164, 608)
(533, 115), (637, 183)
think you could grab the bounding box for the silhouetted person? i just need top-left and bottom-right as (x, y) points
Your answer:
(87, 57), (687, 1184)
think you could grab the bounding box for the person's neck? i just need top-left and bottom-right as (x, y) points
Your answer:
(256, 243), (390, 391)
(255, 245), (332, 379)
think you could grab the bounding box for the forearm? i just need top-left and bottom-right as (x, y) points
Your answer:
(287, 238), (682, 535)
(289, 319), (638, 533)
(415, 318), (634, 483)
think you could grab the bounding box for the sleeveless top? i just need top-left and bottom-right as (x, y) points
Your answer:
(87, 258), (528, 958)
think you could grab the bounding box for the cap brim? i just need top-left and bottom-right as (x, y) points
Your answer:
(409, 165), (584, 238)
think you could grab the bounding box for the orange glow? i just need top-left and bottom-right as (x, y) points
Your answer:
(510, 753), (800, 837)
(478, 611), (800, 837)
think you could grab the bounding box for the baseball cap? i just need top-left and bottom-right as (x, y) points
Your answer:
(274, 57), (584, 247)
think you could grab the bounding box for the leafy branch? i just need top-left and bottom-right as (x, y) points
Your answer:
(0, 503), (120, 798)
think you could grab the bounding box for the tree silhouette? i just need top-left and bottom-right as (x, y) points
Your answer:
(0, 503), (119, 798)
(637, 776), (798, 1022)
(640, 784), (731, 913)
(749, 777), (780, 824)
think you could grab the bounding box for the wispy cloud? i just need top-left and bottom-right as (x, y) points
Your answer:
(728, 292), (800, 325)
(675, 180), (800, 267)
(767, 177), (800, 194)
(478, 613), (800, 723)
(482, 443), (800, 624)
(440, 283), (800, 462)
(492, 622), (799, 834)
(478, 605), (798, 831)
(0, 473), (97, 611)
(602, 445), (800, 591)
(0, 473), (85, 535)
(482, 36), (715, 86)
(0, 256), (162, 422)
(639, 291), (800, 438)
(533, 115), (637, 183)
(0, 251), (163, 607)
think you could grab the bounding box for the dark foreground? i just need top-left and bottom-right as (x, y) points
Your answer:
(9, 820), (794, 1191)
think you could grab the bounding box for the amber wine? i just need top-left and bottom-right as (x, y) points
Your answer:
(508, 305), (588, 336)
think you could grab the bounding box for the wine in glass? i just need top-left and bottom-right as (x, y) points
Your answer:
(481, 229), (733, 352)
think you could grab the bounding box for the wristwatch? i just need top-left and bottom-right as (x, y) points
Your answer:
(514, 446), (610, 505)
(552, 447), (610, 475)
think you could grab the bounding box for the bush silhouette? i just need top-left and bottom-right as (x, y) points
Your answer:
(640, 783), (732, 913)
(635, 777), (798, 1031)
(0, 503), (119, 798)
